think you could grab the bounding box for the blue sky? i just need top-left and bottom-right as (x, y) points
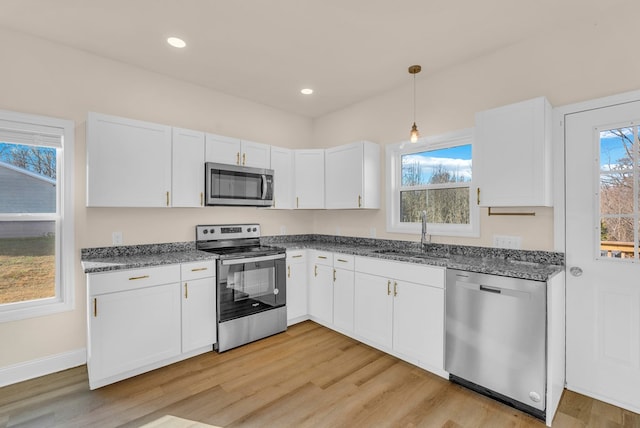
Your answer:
(401, 144), (472, 184)
(600, 128), (634, 170)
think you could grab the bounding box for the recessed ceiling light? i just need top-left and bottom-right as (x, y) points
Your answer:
(301, 88), (314, 95)
(167, 37), (186, 48)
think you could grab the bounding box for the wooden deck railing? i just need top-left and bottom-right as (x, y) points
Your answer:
(601, 241), (635, 258)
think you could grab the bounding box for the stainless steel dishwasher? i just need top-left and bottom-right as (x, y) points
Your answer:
(445, 269), (546, 420)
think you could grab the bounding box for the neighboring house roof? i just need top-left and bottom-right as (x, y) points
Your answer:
(0, 160), (56, 213)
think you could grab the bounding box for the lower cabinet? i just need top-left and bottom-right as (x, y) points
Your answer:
(286, 250), (308, 324)
(87, 261), (216, 389)
(332, 254), (355, 334)
(354, 257), (445, 371)
(308, 250), (334, 325)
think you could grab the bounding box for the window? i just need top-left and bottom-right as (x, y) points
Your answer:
(0, 110), (74, 322)
(386, 129), (479, 237)
(598, 125), (639, 261)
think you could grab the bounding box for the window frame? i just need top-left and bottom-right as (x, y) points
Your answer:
(0, 110), (75, 322)
(386, 128), (479, 237)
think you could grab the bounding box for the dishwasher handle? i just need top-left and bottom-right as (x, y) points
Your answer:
(479, 284), (502, 294)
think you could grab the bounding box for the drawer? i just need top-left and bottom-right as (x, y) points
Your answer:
(286, 249), (306, 262)
(181, 260), (216, 281)
(310, 250), (333, 266)
(333, 253), (355, 270)
(355, 256), (444, 288)
(88, 264), (181, 295)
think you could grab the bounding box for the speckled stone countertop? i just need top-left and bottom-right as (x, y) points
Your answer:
(81, 242), (216, 274)
(262, 234), (564, 282)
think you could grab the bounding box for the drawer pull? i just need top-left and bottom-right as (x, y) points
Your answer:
(129, 275), (150, 281)
(317, 256), (327, 260)
(191, 267), (208, 272)
(292, 255), (303, 259)
(337, 259), (348, 263)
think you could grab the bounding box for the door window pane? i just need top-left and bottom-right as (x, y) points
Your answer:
(599, 127), (638, 260)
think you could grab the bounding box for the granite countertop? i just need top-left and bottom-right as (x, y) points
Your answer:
(81, 235), (564, 281)
(263, 235), (564, 282)
(81, 242), (217, 274)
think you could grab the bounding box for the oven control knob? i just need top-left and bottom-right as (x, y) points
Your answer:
(247, 227), (251, 232)
(210, 228), (215, 234)
(273, 288), (279, 295)
(252, 227), (257, 232)
(203, 229), (208, 234)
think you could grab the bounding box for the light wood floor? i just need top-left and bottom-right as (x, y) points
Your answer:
(1, 321), (639, 428)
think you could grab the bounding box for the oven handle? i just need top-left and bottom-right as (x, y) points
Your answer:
(221, 253), (286, 265)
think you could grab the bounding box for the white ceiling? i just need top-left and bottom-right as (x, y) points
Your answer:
(0, 0), (627, 118)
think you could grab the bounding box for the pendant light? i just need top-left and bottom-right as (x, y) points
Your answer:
(408, 65), (421, 143)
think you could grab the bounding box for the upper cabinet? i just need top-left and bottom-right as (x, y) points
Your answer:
(325, 141), (380, 209)
(172, 128), (205, 207)
(294, 149), (325, 209)
(87, 112), (172, 207)
(474, 96), (553, 207)
(270, 146), (294, 209)
(205, 133), (270, 169)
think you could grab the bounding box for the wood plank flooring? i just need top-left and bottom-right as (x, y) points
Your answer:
(1, 321), (639, 428)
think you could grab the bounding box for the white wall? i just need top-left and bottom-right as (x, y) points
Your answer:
(0, 27), (313, 370)
(312, 5), (640, 249)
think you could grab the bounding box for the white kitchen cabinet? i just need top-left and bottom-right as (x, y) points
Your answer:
(86, 112), (172, 207)
(294, 149), (325, 209)
(286, 250), (308, 324)
(354, 257), (445, 370)
(332, 254), (355, 334)
(87, 265), (182, 389)
(325, 141), (380, 209)
(172, 127), (205, 207)
(270, 146), (294, 209)
(205, 133), (270, 168)
(180, 261), (216, 353)
(308, 250), (333, 326)
(474, 96), (552, 207)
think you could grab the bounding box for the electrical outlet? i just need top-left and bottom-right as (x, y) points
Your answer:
(493, 235), (521, 249)
(112, 231), (123, 246)
(336, 226), (341, 236)
(370, 227), (376, 238)
(280, 225), (286, 235)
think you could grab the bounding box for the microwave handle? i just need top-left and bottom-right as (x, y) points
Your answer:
(261, 174), (267, 199)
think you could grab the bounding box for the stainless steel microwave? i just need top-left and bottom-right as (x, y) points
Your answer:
(205, 162), (274, 206)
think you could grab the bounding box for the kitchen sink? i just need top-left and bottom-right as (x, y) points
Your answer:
(371, 248), (448, 260)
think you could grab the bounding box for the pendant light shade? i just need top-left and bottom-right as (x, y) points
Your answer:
(408, 65), (421, 143)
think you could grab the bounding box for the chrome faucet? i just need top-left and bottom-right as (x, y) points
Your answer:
(421, 210), (431, 250)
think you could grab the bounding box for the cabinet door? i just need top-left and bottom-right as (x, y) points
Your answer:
(181, 277), (216, 353)
(241, 140), (271, 169)
(270, 146), (294, 209)
(326, 142), (363, 209)
(354, 272), (393, 349)
(294, 149), (325, 209)
(88, 283), (181, 384)
(286, 251), (308, 323)
(308, 263), (333, 325)
(205, 133), (241, 165)
(86, 112), (172, 207)
(172, 127), (205, 207)
(474, 97), (552, 207)
(333, 267), (354, 333)
(393, 281), (444, 370)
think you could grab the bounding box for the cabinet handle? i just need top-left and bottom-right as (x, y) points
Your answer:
(129, 275), (150, 281)
(296, 197), (299, 208)
(292, 255), (303, 259)
(358, 195), (362, 208)
(166, 191), (170, 207)
(191, 267), (208, 272)
(318, 256), (327, 260)
(236, 152), (240, 165)
(387, 280), (391, 296)
(242, 153), (246, 165)
(393, 281), (398, 297)
(288, 265), (291, 278)
(200, 192), (204, 206)
(337, 258), (348, 263)
(185, 283), (188, 299)
(314, 265), (318, 277)
(93, 298), (97, 317)
(476, 187), (480, 205)
(333, 269), (336, 282)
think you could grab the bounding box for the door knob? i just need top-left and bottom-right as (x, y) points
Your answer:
(569, 266), (583, 277)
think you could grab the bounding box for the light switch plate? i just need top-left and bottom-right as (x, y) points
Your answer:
(493, 235), (521, 249)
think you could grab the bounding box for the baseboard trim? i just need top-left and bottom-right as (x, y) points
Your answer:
(0, 348), (86, 387)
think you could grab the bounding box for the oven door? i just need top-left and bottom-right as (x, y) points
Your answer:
(217, 253), (285, 322)
(205, 162), (273, 206)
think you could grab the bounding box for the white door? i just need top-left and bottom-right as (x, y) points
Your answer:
(172, 127), (205, 207)
(241, 140), (271, 168)
(294, 149), (325, 209)
(325, 142), (363, 209)
(565, 100), (640, 413)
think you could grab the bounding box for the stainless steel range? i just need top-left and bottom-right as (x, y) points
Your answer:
(196, 224), (287, 352)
